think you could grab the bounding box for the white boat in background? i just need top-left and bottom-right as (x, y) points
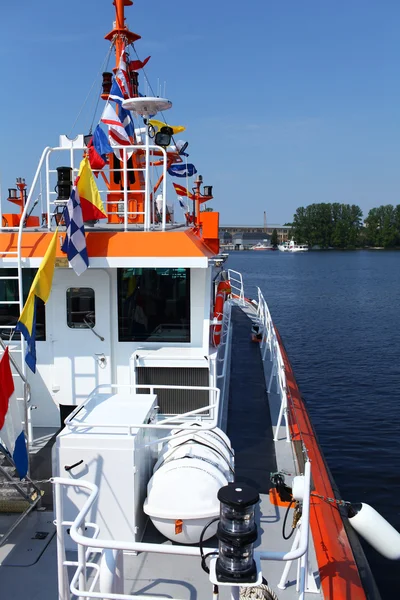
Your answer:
(278, 240), (309, 252)
(251, 241), (274, 250)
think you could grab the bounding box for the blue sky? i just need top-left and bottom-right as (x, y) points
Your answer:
(1, 0), (399, 225)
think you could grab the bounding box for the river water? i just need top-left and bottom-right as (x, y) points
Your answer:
(226, 250), (400, 598)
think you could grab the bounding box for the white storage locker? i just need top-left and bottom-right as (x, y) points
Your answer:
(52, 392), (158, 550)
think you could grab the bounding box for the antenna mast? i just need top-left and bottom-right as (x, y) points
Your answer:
(104, 0), (141, 69)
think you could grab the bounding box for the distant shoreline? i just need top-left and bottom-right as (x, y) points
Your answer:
(224, 247), (400, 252)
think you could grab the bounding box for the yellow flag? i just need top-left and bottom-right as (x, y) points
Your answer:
(77, 157), (107, 221)
(16, 229), (58, 372)
(149, 119), (186, 135)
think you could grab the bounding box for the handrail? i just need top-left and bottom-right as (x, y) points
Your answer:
(40, 143), (168, 233)
(16, 147), (52, 384)
(52, 461), (311, 600)
(64, 383), (220, 432)
(228, 269), (245, 306)
(0, 337), (28, 383)
(254, 286), (291, 443)
(214, 299), (232, 426)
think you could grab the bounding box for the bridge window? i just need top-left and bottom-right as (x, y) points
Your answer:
(0, 268), (46, 340)
(66, 288), (95, 329)
(117, 268), (190, 342)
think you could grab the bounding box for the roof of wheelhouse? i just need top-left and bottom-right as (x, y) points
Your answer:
(0, 228), (216, 268)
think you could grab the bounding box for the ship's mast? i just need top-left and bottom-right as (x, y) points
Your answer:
(104, 0), (141, 70)
(102, 0), (146, 225)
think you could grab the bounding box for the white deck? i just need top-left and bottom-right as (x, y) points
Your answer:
(0, 302), (324, 600)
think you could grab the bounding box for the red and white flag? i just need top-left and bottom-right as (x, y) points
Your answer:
(101, 103), (133, 161)
(0, 348), (28, 478)
(115, 49), (132, 98)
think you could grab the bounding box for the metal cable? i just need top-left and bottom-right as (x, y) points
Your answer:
(68, 43), (115, 138)
(130, 43), (178, 146)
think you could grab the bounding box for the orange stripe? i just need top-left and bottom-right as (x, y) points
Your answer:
(0, 230), (215, 259)
(276, 328), (367, 600)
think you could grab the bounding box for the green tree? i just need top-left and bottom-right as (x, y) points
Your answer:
(364, 205), (399, 247)
(292, 203), (363, 248)
(271, 229), (278, 247)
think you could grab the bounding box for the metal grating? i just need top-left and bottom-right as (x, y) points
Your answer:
(136, 367), (209, 415)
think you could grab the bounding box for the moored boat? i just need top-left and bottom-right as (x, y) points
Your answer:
(278, 240), (309, 252)
(0, 3), (398, 600)
(251, 242), (275, 250)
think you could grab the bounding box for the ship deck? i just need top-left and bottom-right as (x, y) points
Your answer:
(0, 303), (325, 600)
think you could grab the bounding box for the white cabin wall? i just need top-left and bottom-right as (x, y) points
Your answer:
(30, 347), (61, 427)
(8, 340), (59, 428)
(27, 265), (213, 427)
(113, 267), (211, 388)
(29, 268), (112, 427)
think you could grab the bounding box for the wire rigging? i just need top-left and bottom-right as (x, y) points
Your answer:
(68, 42), (115, 138)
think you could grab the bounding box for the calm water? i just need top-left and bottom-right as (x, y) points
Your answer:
(226, 250), (400, 598)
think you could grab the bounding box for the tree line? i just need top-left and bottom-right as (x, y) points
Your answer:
(290, 203), (400, 248)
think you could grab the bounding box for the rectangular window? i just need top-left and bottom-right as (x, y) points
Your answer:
(0, 268), (46, 341)
(118, 268), (190, 342)
(66, 288), (95, 329)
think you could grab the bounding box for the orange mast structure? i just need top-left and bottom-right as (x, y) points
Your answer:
(102, 0), (145, 225)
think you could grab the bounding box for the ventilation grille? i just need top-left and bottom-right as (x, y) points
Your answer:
(136, 367), (209, 415)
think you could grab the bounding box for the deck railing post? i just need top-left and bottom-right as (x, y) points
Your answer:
(77, 524), (87, 599)
(54, 481), (71, 600)
(277, 525), (301, 590)
(161, 147), (167, 231)
(144, 127), (150, 230)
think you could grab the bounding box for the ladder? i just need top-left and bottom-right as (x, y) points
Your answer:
(0, 200), (42, 547)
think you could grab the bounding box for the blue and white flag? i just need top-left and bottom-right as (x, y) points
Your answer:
(92, 124), (113, 160)
(178, 198), (188, 211)
(168, 163), (197, 178)
(62, 189), (89, 276)
(109, 77), (135, 138)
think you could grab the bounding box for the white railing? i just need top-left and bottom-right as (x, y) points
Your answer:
(227, 269), (245, 306)
(255, 286), (290, 443)
(1, 141), (169, 237)
(214, 299), (233, 425)
(64, 383), (220, 432)
(52, 460), (311, 600)
(227, 275), (290, 444)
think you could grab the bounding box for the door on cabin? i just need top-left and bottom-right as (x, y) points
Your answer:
(50, 269), (112, 407)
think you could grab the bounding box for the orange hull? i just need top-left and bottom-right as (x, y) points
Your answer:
(277, 329), (367, 600)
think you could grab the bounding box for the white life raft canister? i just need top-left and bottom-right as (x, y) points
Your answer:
(143, 426), (234, 544)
